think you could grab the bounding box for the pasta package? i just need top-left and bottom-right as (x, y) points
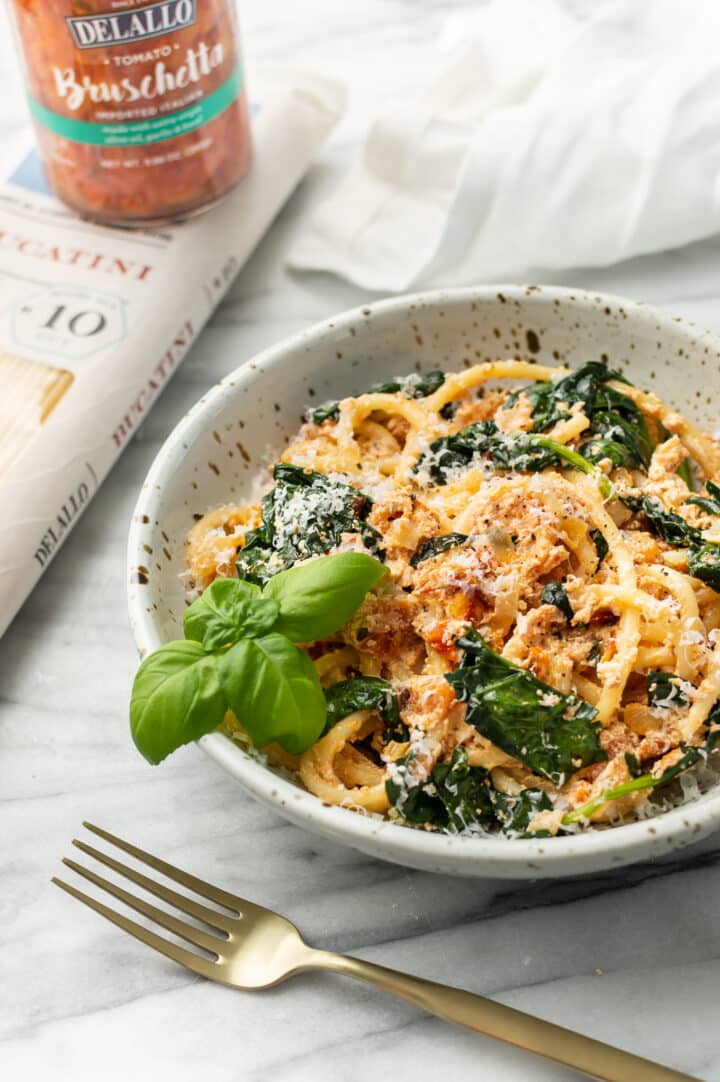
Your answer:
(0, 68), (345, 637)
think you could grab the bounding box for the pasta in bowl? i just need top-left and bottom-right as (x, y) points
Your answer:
(179, 358), (720, 837)
(128, 286), (720, 877)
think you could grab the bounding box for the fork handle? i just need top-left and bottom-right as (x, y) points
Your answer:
(307, 950), (697, 1082)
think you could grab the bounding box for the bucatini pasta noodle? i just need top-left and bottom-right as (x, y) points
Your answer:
(187, 360), (720, 837)
(0, 350), (74, 479)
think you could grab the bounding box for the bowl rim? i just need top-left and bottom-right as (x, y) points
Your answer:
(127, 283), (720, 872)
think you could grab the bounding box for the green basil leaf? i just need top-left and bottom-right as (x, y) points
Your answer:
(130, 640), (227, 764)
(263, 553), (386, 642)
(217, 633), (326, 754)
(183, 578), (279, 650)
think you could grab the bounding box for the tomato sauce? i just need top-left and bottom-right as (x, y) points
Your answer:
(9, 0), (252, 225)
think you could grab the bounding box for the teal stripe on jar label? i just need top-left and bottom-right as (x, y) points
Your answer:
(27, 66), (243, 147)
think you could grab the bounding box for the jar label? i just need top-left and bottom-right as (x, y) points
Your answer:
(28, 66), (243, 147)
(67, 0), (197, 50)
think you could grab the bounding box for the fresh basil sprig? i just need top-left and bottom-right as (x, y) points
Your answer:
(130, 553), (386, 764)
(184, 578), (279, 650)
(129, 641), (228, 769)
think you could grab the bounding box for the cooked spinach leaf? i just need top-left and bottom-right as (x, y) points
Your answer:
(564, 721), (720, 825)
(236, 464), (382, 585)
(386, 746), (552, 835)
(504, 361), (651, 469)
(579, 410), (652, 470)
(686, 494), (720, 516)
(639, 742), (704, 782)
(540, 580), (573, 621)
(707, 721), (720, 751)
(623, 491), (720, 593)
(445, 630), (605, 786)
(309, 401), (343, 425)
(418, 421), (612, 494)
(323, 676), (406, 741)
(419, 421), (557, 481)
(589, 528), (609, 568)
(309, 370), (445, 425)
(688, 540), (720, 591)
(677, 457), (694, 491)
(386, 759), (442, 826)
(563, 743), (706, 825)
(386, 746), (495, 832)
(624, 751), (643, 778)
(622, 494), (701, 547)
(410, 532), (468, 568)
(647, 671), (689, 709)
(489, 787), (553, 837)
(430, 748), (496, 832)
(686, 480), (720, 516)
(440, 400), (459, 420)
(372, 370), (446, 398)
(587, 640), (602, 667)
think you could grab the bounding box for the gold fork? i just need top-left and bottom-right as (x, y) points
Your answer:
(53, 823), (697, 1082)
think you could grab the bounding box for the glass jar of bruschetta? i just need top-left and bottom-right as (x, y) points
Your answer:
(8, 0), (253, 225)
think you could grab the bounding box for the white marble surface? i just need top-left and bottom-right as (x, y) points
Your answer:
(2, 2), (720, 1080)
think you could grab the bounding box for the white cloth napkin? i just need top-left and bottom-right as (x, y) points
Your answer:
(288, 0), (720, 291)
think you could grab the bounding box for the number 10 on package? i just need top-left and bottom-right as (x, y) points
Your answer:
(11, 285), (127, 361)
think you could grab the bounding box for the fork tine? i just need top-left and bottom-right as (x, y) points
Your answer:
(52, 877), (218, 980)
(83, 822), (249, 914)
(72, 839), (234, 935)
(61, 858), (225, 958)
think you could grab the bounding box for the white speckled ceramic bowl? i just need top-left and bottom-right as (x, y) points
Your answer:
(128, 285), (720, 878)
